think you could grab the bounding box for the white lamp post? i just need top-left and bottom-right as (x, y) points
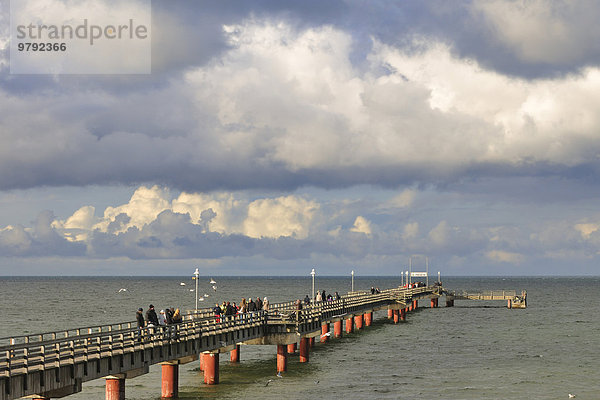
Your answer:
(311, 268), (316, 303)
(351, 270), (355, 292)
(193, 267), (199, 312)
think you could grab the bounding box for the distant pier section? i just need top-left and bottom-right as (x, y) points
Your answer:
(447, 289), (527, 308)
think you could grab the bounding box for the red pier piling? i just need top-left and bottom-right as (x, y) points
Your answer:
(160, 364), (178, 398)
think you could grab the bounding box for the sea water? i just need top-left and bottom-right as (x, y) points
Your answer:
(1, 276), (598, 399)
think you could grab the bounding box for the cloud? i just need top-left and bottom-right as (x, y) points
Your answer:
(388, 189), (416, 208)
(350, 216), (372, 235)
(574, 223), (599, 239)
(486, 250), (523, 264)
(428, 220), (449, 246)
(243, 196), (319, 239)
(473, 0), (600, 66)
(2, 17), (600, 193)
(402, 222), (419, 239)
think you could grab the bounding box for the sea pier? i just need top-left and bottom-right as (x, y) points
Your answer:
(0, 284), (525, 400)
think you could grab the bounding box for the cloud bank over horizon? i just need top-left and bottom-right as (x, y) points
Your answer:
(2, 0), (600, 275)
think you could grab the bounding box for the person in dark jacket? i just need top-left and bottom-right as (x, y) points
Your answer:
(136, 308), (145, 328)
(304, 295), (311, 305)
(225, 302), (234, 316)
(213, 303), (221, 323)
(136, 308), (145, 342)
(165, 308), (173, 325)
(248, 298), (257, 312)
(146, 304), (159, 326)
(255, 297), (263, 311)
(334, 291), (341, 300)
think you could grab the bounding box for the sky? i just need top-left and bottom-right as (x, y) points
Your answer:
(1, 0), (600, 276)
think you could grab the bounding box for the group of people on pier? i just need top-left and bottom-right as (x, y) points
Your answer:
(313, 289), (341, 302)
(136, 304), (183, 328)
(212, 296), (269, 322)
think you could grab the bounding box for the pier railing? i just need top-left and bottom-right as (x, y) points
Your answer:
(0, 311), (269, 378)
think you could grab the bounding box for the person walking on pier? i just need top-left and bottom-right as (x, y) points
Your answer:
(213, 303), (221, 323)
(165, 308), (173, 325)
(263, 296), (269, 311)
(172, 308), (182, 323)
(295, 299), (303, 321)
(136, 308), (144, 342)
(256, 296), (263, 311)
(239, 298), (247, 322)
(316, 291), (322, 302)
(146, 305), (159, 327)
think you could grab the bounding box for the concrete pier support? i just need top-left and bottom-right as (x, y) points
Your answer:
(346, 317), (353, 333)
(230, 345), (240, 362)
(333, 320), (343, 338)
(308, 337), (315, 348)
(287, 343), (296, 354)
(364, 312), (373, 326)
(412, 300), (418, 310)
(446, 296), (454, 307)
(160, 363), (179, 399)
(431, 298), (436, 308)
(507, 299), (512, 309)
(277, 344), (287, 373)
(203, 353), (219, 385)
(299, 337), (309, 363)
(387, 308), (393, 319)
(393, 309), (399, 324)
(354, 314), (363, 330)
(400, 308), (406, 321)
(105, 376), (125, 400)
(321, 322), (330, 342)
(199, 352), (205, 371)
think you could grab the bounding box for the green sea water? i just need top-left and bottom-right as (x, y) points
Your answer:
(1, 276), (598, 399)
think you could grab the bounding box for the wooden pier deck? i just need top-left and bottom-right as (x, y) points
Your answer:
(0, 284), (523, 400)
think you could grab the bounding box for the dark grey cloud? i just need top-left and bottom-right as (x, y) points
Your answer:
(0, 211), (86, 257)
(1, 0), (600, 197)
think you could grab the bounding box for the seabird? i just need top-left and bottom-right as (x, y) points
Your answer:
(212, 285), (217, 291)
(180, 282), (186, 286)
(118, 288), (127, 292)
(569, 394), (576, 398)
(210, 278), (217, 284)
(276, 372), (283, 378)
(265, 379), (273, 386)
